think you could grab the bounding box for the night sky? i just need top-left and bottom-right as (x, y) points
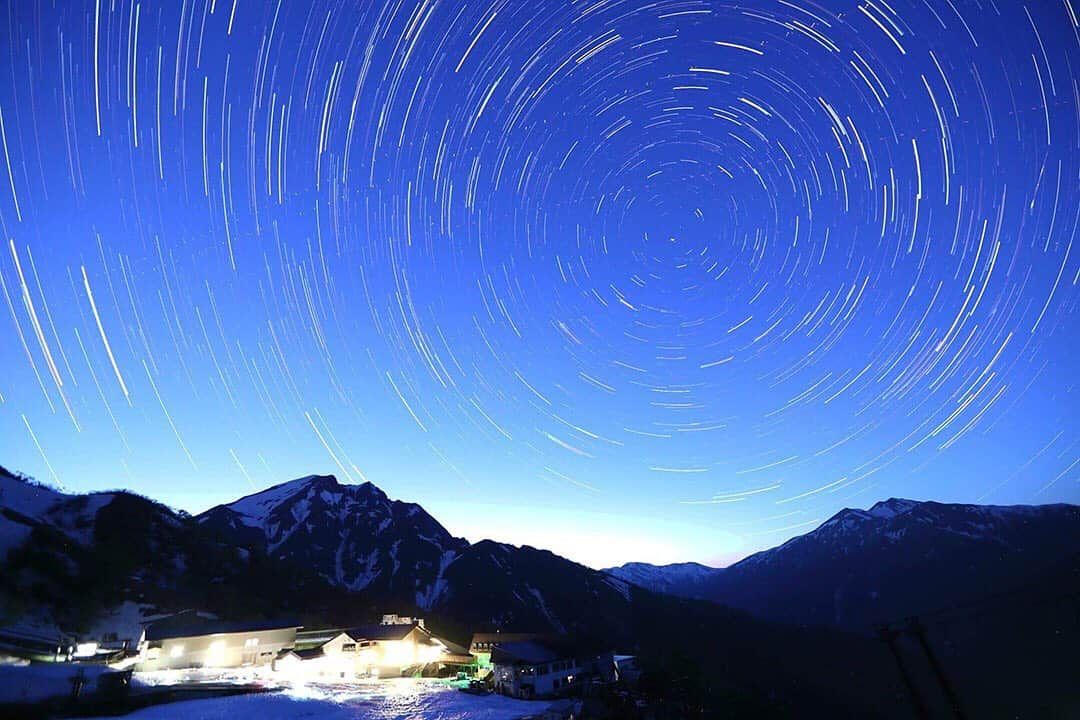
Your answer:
(0, 0), (1076, 569)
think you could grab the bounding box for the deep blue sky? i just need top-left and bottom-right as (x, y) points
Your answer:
(0, 0), (1076, 569)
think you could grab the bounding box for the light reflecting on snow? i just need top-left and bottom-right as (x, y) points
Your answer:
(109, 677), (542, 719)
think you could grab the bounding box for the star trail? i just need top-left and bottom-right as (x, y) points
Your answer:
(0, 0), (1076, 568)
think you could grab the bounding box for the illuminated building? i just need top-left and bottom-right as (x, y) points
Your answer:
(135, 615), (300, 671)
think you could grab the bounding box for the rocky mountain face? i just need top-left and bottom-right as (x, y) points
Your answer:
(197, 475), (468, 606)
(606, 497), (1080, 631)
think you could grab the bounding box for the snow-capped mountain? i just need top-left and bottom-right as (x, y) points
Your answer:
(198, 475), (467, 606)
(606, 497), (1080, 631)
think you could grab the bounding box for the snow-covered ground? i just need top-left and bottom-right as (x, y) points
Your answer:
(95, 678), (544, 719)
(1, 664), (548, 718)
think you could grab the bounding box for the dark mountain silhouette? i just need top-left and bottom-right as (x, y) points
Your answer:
(605, 497), (1080, 631)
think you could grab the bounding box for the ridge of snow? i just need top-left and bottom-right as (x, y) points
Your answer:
(605, 561), (720, 589)
(601, 575), (632, 601)
(225, 475), (330, 520)
(867, 498), (920, 519)
(416, 550), (459, 610)
(525, 585), (566, 633)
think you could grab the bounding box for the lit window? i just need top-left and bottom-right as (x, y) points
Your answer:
(245, 637), (260, 647)
(208, 640), (226, 666)
(169, 645), (184, 658)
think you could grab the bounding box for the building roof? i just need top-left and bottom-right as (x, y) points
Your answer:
(490, 635), (610, 666)
(295, 627), (347, 644)
(491, 640), (563, 665)
(469, 632), (546, 651)
(345, 623), (423, 642)
(293, 647), (325, 660)
(144, 617), (301, 642)
(441, 653), (476, 665)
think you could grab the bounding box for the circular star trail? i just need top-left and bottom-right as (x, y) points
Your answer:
(0, 0), (1076, 560)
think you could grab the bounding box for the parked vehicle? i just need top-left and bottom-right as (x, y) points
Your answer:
(459, 679), (491, 696)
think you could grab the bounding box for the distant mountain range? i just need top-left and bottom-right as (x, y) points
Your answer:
(3, 464), (1078, 717)
(605, 497), (1080, 632)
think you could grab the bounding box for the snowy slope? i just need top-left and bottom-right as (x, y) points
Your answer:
(0, 467), (64, 556)
(0, 466), (119, 556)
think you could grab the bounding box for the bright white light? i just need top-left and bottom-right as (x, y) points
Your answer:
(74, 642), (99, 657)
(207, 640), (226, 666)
(417, 643), (445, 664)
(169, 644), (184, 658)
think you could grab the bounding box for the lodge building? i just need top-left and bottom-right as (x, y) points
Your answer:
(471, 633), (617, 700)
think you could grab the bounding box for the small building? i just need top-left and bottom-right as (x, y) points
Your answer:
(469, 632), (546, 676)
(135, 615), (300, 671)
(490, 635), (616, 700)
(271, 646), (337, 679)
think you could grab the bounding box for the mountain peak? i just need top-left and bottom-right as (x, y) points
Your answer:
(195, 472), (464, 594)
(867, 497), (921, 519)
